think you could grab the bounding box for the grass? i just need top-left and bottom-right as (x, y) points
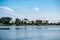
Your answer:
(0, 23), (6, 26)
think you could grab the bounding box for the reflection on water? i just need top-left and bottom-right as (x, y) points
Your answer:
(0, 28), (60, 30)
(0, 28), (10, 30)
(0, 26), (60, 40)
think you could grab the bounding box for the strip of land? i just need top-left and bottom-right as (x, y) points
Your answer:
(0, 17), (60, 26)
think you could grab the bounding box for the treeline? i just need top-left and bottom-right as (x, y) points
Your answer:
(0, 17), (60, 26)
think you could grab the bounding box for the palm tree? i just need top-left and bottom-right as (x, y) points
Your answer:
(23, 18), (29, 25)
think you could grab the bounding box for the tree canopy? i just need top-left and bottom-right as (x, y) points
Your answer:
(0, 17), (60, 26)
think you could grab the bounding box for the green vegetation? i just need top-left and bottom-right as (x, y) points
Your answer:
(0, 23), (6, 26)
(0, 17), (12, 26)
(0, 17), (60, 26)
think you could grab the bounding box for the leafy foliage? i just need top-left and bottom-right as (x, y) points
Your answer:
(0, 17), (60, 26)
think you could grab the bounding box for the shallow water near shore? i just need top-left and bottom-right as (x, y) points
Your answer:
(0, 26), (60, 40)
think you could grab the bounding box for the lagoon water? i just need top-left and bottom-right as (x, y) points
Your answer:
(0, 26), (60, 40)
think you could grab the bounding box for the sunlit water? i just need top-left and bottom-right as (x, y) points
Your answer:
(0, 26), (60, 40)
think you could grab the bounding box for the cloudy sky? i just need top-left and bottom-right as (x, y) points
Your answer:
(0, 0), (60, 22)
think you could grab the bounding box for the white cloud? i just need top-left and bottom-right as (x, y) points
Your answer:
(33, 7), (39, 11)
(0, 6), (60, 22)
(0, 6), (26, 19)
(0, 6), (14, 12)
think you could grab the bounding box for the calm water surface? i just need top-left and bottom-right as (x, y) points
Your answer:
(0, 26), (60, 40)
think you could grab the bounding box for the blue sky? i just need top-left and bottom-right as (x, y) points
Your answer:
(0, 0), (60, 22)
